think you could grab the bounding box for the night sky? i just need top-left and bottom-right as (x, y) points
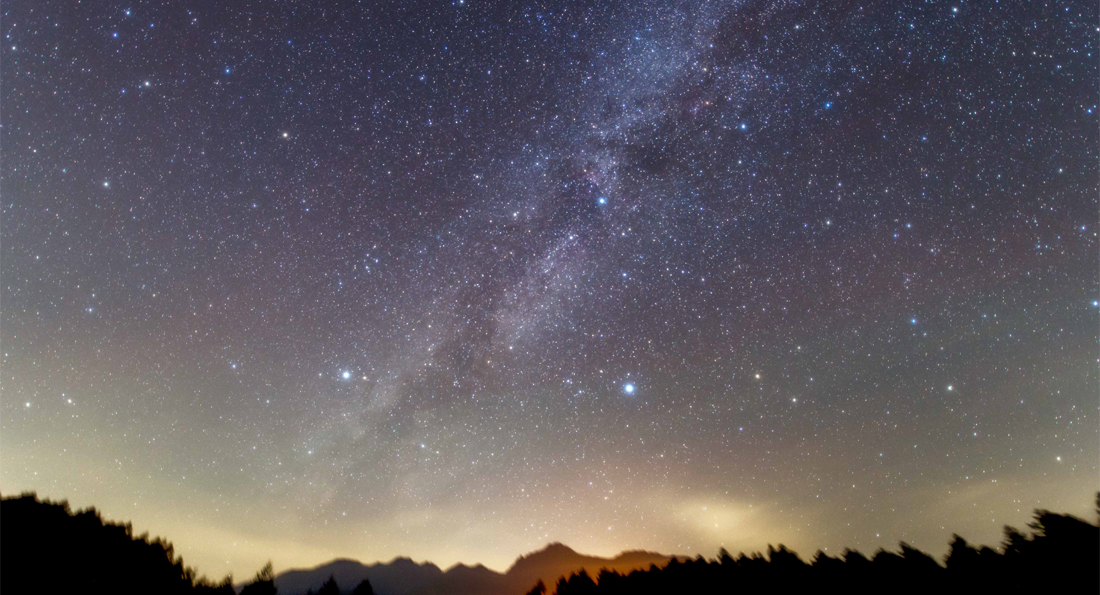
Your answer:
(3, 0), (1097, 580)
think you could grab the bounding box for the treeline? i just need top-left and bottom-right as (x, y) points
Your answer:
(0, 492), (372, 595)
(539, 506), (1099, 595)
(4, 491), (1097, 595)
(0, 492), (267, 595)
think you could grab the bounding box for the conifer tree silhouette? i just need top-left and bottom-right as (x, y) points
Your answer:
(240, 561), (277, 595)
(351, 577), (375, 595)
(316, 575), (339, 595)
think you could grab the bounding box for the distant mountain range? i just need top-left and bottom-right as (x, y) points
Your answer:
(271, 543), (678, 595)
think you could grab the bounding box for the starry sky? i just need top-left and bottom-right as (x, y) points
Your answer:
(2, 0), (1097, 581)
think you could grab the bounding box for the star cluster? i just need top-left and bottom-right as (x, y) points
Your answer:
(2, 0), (1097, 578)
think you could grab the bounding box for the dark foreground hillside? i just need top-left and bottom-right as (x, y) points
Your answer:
(0, 492), (242, 595)
(3, 491), (1097, 595)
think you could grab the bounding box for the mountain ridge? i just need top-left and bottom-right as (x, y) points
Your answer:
(270, 542), (676, 595)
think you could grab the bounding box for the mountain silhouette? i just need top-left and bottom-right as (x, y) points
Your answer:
(273, 558), (443, 595)
(271, 542), (675, 595)
(414, 563), (510, 595)
(503, 542), (675, 594)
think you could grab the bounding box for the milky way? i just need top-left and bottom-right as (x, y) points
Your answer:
(3, 0), (1097, 578)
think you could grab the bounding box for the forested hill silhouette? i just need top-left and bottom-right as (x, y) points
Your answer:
(1, 492), (239, 595)
(3, 491), (1098, 594)
(272, 542), (674, 595)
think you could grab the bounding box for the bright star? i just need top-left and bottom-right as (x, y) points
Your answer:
(598, 196), (607, 205)
(342, 371), (351, 380)
(623, 383), (635, 394)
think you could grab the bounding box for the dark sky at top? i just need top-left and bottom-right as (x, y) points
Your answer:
(3, 0), (1097, 578)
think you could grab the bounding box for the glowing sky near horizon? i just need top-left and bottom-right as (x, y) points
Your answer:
(2, 0), (1097, 581)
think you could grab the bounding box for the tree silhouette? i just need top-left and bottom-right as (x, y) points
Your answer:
(564, 570), (597, 595)
(316, 575), (339, 595)
(810, 549), (845, 587)
(351, 577), (375, 595)
(239, 561), (277, 595)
